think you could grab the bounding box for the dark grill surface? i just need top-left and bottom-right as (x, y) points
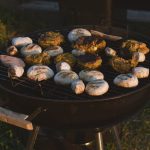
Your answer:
(0, 25), (150, 101)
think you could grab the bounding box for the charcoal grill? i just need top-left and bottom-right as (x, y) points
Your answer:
(0, 25), (150, 149)
(0, 25), (150, 150)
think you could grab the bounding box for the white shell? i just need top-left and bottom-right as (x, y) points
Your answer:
(132, 52), (145, 62)
(132, 67), (149, 78)
(8, 65), (24, 78)
(21, 44), (42, 56)
(71, 79), (85, 94)
(44, 46), (63, 57)
(85, 80), (109, 96)
(79, 70), (104, 82)
(72, 49), (85, 56)
(105, 47), (116, 57)
(113, 73), (138, 88)
(0, 55), (25, 68)
(56, 62), (71, 72)
(68, 28), (91, 42)
(12, 37), (33, 47)
(54, 70), (79, 85)
(27, 65), (54, 81)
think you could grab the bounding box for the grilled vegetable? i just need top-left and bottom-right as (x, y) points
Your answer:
(27, 65), (54, 81)
(12, 37), (33, 47)
(25, 52), (51, 65)
(68, 28), (91, 42)
(38, 31), (64, 48)
(110, 56), (138, 73)
(73, 35), (106, 54)
(21, 43), (42, 57)
(121, 40), (150, 55)
(8, 65), (24, 79)
(55, 53), (76, 67)
(44, 46), (63, 57)
(6, 46), (18, 56)
(0, 55), (25, 67)
(77, 54), (102, 69)
(54, 70), (79, 85)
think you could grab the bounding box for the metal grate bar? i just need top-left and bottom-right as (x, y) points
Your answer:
(0, 26), (150, 101)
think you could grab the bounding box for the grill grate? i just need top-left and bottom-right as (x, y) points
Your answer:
(0, 26), (150, 101)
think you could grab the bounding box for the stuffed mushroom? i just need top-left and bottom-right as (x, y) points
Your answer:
(38, 31), (64, 48)
(73, 35), (106, 54)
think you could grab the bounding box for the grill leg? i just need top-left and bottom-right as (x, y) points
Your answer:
(26, 126), (40, 150)
(112, 126), (122, 150)
(95, 132), (104, 150)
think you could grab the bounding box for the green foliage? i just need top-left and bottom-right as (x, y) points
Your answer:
(105, 103), (150, 150)
(0, 123), (25, 150)
(0, 21), (8, 49)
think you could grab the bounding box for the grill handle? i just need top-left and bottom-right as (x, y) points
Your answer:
(0, 107), (33, 130)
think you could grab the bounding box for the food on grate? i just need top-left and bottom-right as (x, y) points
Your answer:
(71, 79), (85, 94)
(55, 53), (76, 67)
(110, 56), (138, 73)
(44, 46), (63, 57)
(38, 32), (64, 48)
(0, 55), (25, 67)
(77, 54), (102, 69)
(21, 43), (42, 57)
(12, 37), (33, 47)
(85, 80), (109, 96)
(113, 73), (138, 88)
(73, 35), (106, 54)
(6, 46), (18, 56)
(132, 52), (145, 62)
(121, 40), (150, 55)
(54, 70), (79, 85)
(56, 62), (71, 72)
(8, 65), (24, 79)
(132, 67), (149, 78)
(25, 52), (51, 65)
(105, 47), (116, 57)
(4, 27), (150, 96)
(90, 30), (123, 41)
(79, 70), (104, 82)
(27, 65), (54, 81)
(68, 28), (91, 42)
(72, 49), (85, 56)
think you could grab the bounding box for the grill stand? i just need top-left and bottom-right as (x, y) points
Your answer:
(0, 106), (123, 150)
(25, 127), (122, 150)
(96, 132), (104, 150)
(112, 126), (122, 150)
(26, 126), (40, 150)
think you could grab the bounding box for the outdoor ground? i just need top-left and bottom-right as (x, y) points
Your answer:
(0, 6), (150, 150)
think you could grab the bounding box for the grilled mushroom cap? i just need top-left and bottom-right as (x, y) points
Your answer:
(77, 54), (102, 69)
(25, 52), (51, 65)
(20, 43), (42, 57)
(121, 39), (150, 55)
(110, 56), (138, 73)
(7, 46), (18, 56)
(38, 32), (64, 48)
(68, 28), (91, 42)
(73, 35), (106, 54)
(55, 53), (76, 67)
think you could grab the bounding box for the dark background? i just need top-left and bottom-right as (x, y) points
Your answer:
(0, 0), (150, 26)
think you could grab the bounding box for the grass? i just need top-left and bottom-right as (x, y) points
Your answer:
(105, 102), (150, 150)
(0, 6), (150, 150)
(0, 123), (25, 150)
